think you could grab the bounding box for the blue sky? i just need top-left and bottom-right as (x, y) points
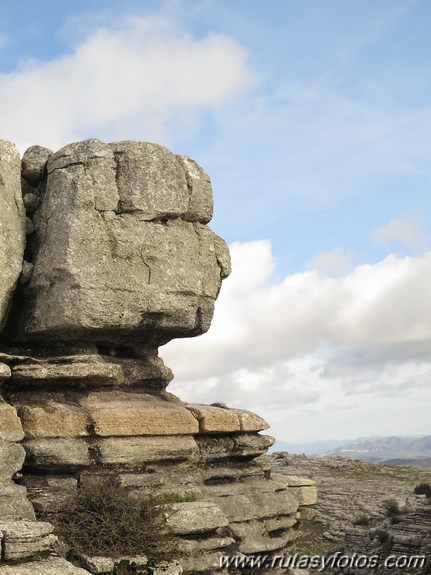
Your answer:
(1, 0), (431, 442)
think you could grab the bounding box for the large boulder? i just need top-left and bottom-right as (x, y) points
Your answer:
(13, 140), (230, 346)
(0, 141), (25, 330)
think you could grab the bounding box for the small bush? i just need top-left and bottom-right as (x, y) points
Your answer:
(383, 498), (410, 524)
(353, 515), (371, 526)
(383, 498), (402, 517)
(210, 401), (228, 409)
(372, 528), (389, 543)
(40, 479), (177, 561)
(414, 483), (431, 497)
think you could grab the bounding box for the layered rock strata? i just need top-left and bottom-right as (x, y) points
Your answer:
(0, 142), (67, 570)
(0, 139), (315, 574)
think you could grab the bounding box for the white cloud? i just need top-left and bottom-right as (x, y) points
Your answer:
(373, 216), (430, 250)
(0, 16), (255, 152)
(307, 247), (352, 276)
(162, 240), (431, 441)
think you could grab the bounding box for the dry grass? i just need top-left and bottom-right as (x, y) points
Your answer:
(39, 479), (178, 562)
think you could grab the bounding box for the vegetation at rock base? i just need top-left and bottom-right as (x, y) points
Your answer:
(38, 479), (178, 562)
(155, 492), (197, 504)
(383, 497), (411, 523)
(414, 483), (431, 498)
(353, 515), (371, 526)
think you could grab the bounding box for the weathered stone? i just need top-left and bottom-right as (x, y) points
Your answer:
(24, 438), (91, 468)
(108, 141), (189, 217)
(15, 139), (230, 346)
(263, 451), (431, 555)
(272, 473), (318, 506)
(20, 261), (34, 285)
(196, 433), (275, 462)
(21, 178), (39, 198)
(0, 440), (26, 479)
(185, 404), (241, 433)
(164, 501), (229, 535)
(21, 145), (53, 186)
(81, 391), (199, 436)
(195, 435), (236, 462)
(21, 476), (78, 513)
(0, 520), (55, 561)
(0, 139), (302, 573)
(99, 435), (199, 465)
(234, 409), (270, 432)
(209, 490), (298, 523)
(177, 535), (235, 553)
(176, 155), (213, 223)
(181, 551), (233, 575)
(0, 483), (36, 521)
(229, 520), (289, 553)
(22, 192), (40, 215)
(201, 463), (265, 484)
(232, 433), (275, 457)
(9, 353), (173, 389)
(79, 555), (116, 573)
(0, 362), (11, 383)
(78, 555), (175, 575)
(10, 357), (123, 387)
(25, 216), (34, 235)
(179, 552), (224, 573)
(153, 561), (183, 575)
(202, 478), (290, 498)
(264, 514), (297, 532)
(0, 404), (24, 442)
(0, 557), (92, 574)
(0, 140), (25, 330)
(18, 402), (90, 438)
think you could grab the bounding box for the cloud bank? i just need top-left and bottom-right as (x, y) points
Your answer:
(0, 16), (254, 152)
(162, 240), (431, 440)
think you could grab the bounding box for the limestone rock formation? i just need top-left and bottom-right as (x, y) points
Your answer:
(0, 363), (68, 570)
(0, 141), (25, 331)
(0, 139), (315, 575)
(0, 365), (35, 522)
(11, 139), (229, 345)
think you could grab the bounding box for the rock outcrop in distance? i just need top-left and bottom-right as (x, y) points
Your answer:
(0, 139), (316, 575)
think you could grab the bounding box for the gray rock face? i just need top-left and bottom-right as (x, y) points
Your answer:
(21, 145), (52, 186)
(0, 520), (56, 561)
(13, 139), (230, 345)
(0, 141), (25, 330)
(0, 139), (301, 574)
(0, 557), (92, 574)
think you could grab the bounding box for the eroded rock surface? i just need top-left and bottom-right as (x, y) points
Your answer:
(263, 452), (431, 574)
(0, 141), (25, 330)
(11, 139), (230, 345)
(0, 140), (314, 574)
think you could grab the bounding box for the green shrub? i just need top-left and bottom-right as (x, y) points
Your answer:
(353, 515), (371, 526)
(155, 492), (196, 504)
(40, 479), (177, 561)
(414, 483), (431, 497)
(383, 498), (402, 517)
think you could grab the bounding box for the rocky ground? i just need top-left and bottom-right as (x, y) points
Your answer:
(261, 452), (431, 557)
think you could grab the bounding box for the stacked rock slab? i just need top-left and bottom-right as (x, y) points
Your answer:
(0, 141), (91, 574)
(0, 141), (30, 524)
(0, 139), (314, 574)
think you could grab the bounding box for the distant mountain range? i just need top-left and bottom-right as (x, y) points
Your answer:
(271, 435), (431, 466)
